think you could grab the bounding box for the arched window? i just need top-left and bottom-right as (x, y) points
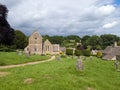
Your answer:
(34, 48), (37, 51)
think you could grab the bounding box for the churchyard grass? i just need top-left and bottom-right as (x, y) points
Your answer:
(0, 56), (120, 90)
(0, 52), (51, 65)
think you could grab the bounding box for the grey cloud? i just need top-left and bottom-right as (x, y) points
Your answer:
(0, 0), (120, 37)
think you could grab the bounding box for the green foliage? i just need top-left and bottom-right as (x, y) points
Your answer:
(82, 50), (91, 56)
(12, 30), (28, 49)
(99, 34), (120, 49)
(75, 50), (82, 56)
(66, 48), (73, 55)
(0, 4), (15, 45)
(81, 35), (90, 46)
(60, 55), (66, 58)
(97, 51), (102, 58)
(0, 44), (15, 52)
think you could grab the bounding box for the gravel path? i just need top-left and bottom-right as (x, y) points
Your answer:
(0, 56), (55, 69)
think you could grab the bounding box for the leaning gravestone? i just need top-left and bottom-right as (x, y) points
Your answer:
(18, 51), (22, 55)
(90, 56), (92, 60)
(56, 56), (61, 62)
(114, 60), (119, 71)
(76, 59), (84, 71)
(25, 53), (30, 58)
(83, 56), (86, 60)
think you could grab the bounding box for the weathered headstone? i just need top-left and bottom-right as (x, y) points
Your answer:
(76, 59), (84, 71)
(25, 53), (30, 58)
(90, 56), (92, 60)
(16, 50), (19, 55)
(56, 56), (61, 62)
(114, 60), (119, 70)
(18, 51), (22, 55)
(83, 56), (86, 60)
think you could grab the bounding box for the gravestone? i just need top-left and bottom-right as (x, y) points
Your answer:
(114, 60), (119, 71)
(76, 59), (84, 71)
(25, 53), (30, 58)
(90, 56), (92, 60)
(18, 51), (22, 55)
(56, 56), (61, 62)
(83, 56), (86, 60)
(16, 50), (19, 55)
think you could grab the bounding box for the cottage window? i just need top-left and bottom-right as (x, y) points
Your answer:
(27, 48), (29, 51)
(48, 46), (49, 51)
(35, 37), (37, 40)
(34, 48), (37, 51)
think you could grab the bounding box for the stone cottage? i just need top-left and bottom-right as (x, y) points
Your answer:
(24, 31), (60, 55)
(102, 42), (120, 60)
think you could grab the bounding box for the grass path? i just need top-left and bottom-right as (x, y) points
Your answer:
(0, 56), (55, 69)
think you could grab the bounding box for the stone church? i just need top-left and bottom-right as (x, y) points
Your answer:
(24, 31), (60, 55)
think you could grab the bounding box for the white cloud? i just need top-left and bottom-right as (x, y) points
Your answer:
(103, 21), (118, 29)
(97, 5), (115, 16)
(0, 0), (120, 36)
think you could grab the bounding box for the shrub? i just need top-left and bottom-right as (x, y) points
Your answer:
(66, 49), (73, 55)
(97, 51), (102, 58)
(82, 50), (91, 56)
(61, 55), (66, 58)
(0, 45), (15, 52)
(75, 50), (82, 56)
(59, 52), (65, 55)
(45, 52), (51, 55)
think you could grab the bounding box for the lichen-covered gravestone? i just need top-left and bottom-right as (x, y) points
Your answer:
(90, 56), (92, 60)
(76, 59), (84, 71)
(114, 60), (119, 71)
(56, 56), (61, 62)
(25, 53), (30, 58)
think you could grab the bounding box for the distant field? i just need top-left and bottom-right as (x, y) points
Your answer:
(0, 56), (120, 90)
(0, 52), (51, 65)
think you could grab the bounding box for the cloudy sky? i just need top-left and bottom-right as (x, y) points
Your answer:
(1, 0), (120, 36)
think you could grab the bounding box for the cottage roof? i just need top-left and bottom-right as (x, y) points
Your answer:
(30, 31), (42, 39)
(102, 46), (120, 60)
(44, 39), (52, 45)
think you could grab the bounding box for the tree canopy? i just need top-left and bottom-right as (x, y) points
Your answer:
(0, 4), (14, 45)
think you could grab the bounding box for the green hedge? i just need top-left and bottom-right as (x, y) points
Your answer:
(75, 50), (82, 56)
(82, 50), (91, 56)
(66, 49), (73, 55)
(0, 45), (15, 52)
(97, 51), (102, 58)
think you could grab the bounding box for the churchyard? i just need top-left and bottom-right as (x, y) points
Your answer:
(0, 52), (51, 66)
(0, 52), (120, 90)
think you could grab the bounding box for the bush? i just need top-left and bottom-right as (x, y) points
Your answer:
(61, 55), (66, 58)
(66, 49), (73, 55)
(59, 52), (65, 55)
(97, 51), (102, 58)
(45, 52), (51, 55)
(82, 50), (91, 56)
(75, 50), (82, 56)
(0, 45), (15, 52)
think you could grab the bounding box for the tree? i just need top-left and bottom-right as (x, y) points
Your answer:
(66, 49), (74, 55)
(81, 35), (90, 47)
(13, 30), (28, 49)
(66, 35), (81, 42)
(88, 35), (100, 47)
(99, 34), (119, 49)
(75, 50), (82, 57)
(0, 4), (14, 45)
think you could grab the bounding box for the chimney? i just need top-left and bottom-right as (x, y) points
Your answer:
(114, 41), (117, 47)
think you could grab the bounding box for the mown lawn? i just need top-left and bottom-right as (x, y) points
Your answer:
(0, 52), (51, 65)
(0, 56), (120, 90)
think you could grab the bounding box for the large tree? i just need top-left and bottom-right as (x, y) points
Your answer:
(99, 34), (120, 49)
(0, 4), (14, 45)
(13, 30), (28, 49)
